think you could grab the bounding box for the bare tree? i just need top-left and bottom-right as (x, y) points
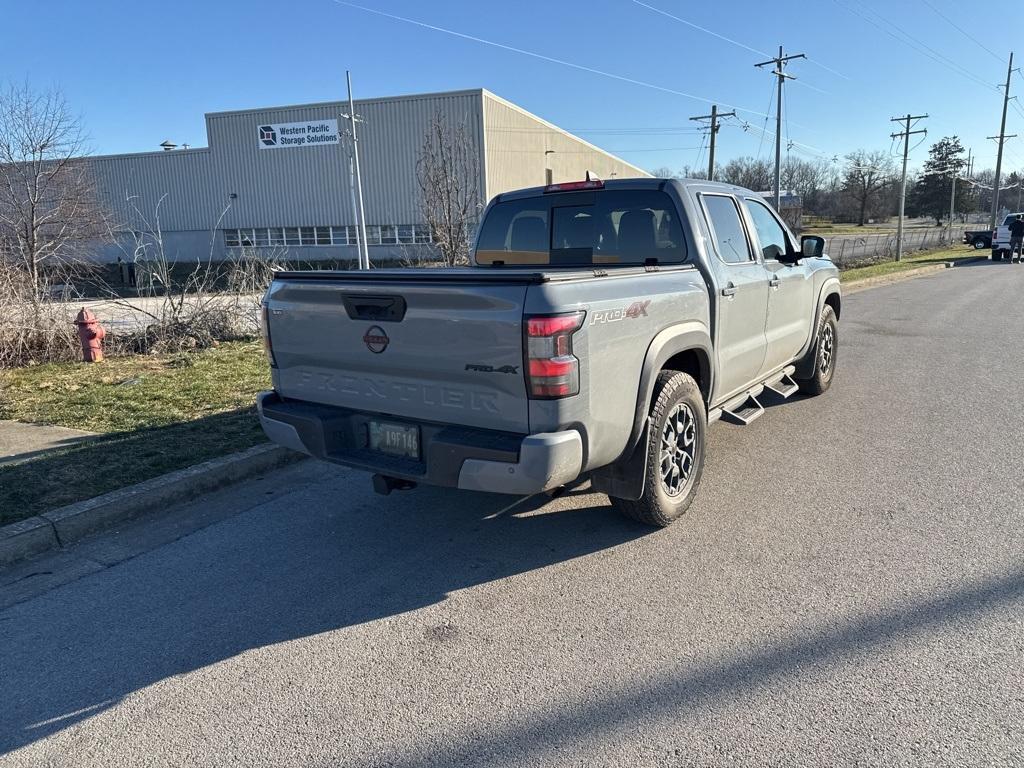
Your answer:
(416, 111), (480, 267)
(719, 157), (774, 192)
(841, 150), (895, 226)
(0, 82), (105, 301)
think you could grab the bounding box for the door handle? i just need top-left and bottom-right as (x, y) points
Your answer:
(769, 277), (781, 288)
(721, 284), (737, 297)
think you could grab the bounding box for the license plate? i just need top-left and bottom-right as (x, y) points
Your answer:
(367, 420), (420, 459)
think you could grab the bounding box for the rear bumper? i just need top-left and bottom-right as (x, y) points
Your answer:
(256, 391), (583, 495)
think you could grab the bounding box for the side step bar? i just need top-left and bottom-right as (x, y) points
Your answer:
(764, 371), (799, 399)
(722, 393), (765, 425)
(712, 366), (798, 426)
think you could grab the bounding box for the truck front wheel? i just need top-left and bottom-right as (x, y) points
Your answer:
(611, 371), (706, 528)
(796, 304), (838, 396)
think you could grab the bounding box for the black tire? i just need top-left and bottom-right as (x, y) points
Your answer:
(610, 371), (706, 528)
(796, 304), (838, 396)
(972, 238), (987, 250)
(992, 251), (1003, 261)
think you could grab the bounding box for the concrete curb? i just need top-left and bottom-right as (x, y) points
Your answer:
(839, 260), (958, 292)
(0, 443), (306, 567)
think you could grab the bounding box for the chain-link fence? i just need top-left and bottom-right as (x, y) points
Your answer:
(826, 227), (958, 268)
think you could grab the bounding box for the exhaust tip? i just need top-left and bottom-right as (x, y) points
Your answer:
(372, 474), (417, 496)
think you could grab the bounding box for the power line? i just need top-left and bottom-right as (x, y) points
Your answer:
(630, 0), (848, 84)
(630, 0), (768, 57)
(755, 80), (775, 160)
(334, 0), (774, 120)
(853, 0), (999, 89)
(493, 146), (704, 153)
(918, 0), (1003, 63)
(832, 0), (999, 92)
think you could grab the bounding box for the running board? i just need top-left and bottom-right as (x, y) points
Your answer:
(722, 393), (765, 425)
(764, 372), (799, 399)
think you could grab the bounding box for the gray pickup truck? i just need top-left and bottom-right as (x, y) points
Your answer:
(258, 178), (841, 526)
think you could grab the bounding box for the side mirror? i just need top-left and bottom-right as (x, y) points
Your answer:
(801, 235), (825, 259)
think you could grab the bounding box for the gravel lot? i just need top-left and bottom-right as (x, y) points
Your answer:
(2, 260), (1022, 767)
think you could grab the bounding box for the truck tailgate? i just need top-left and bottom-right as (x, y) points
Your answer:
(266, 274), (532, 433)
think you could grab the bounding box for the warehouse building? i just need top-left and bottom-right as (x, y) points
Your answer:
(89, 88), (650, 263)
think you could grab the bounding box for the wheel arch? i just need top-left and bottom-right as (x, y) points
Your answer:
(590, 323), (712, 501)
(794, 279), (841, 379)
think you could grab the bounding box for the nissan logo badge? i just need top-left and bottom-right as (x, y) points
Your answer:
(363, 325), (389, 353)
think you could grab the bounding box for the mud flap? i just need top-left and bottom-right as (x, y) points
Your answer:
(589, 418), (650, 501)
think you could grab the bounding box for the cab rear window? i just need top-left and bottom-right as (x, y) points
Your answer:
(475, 190), (687, 266)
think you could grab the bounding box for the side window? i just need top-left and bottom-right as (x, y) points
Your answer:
(744, 199), (790, 261)
(702, 195), (752, 264)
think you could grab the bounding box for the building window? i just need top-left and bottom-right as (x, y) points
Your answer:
(397, 225), (415, 245)
(414, 225), (432, 244)
(224, 224), (432, 248)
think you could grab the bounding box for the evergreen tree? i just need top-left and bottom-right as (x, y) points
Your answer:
(908, 137), (969, 225)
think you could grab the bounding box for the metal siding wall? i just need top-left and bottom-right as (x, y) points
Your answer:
(205, 91), (484, 228)
(87, 91), (485, 242)
(483, 93), (652, 198)
(90, 150), (221, 232)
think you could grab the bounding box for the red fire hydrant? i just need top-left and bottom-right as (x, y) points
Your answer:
(74, 308), (106, 363)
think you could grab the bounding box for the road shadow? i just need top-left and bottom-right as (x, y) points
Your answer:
(955, 256), (1017, 268)
(365, 563), (1024, 768)
(0, 409), (264, 524)
(0, 473), (651, 753)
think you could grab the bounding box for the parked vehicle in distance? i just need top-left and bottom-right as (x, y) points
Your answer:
(963, 228), (992, 250)
(991, 212), (1024, 259)
(258, 178), (841, 527)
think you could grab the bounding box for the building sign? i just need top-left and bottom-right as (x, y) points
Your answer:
(257, 119), (339, 149)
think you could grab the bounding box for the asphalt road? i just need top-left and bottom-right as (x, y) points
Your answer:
(3, 261), (1024, 767)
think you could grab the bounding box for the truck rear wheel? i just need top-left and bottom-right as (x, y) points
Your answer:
(611, 371), (706, 528)
(796, 304), (837, 396)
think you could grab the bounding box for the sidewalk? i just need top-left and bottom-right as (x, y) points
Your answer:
(0, 420), (95, 467)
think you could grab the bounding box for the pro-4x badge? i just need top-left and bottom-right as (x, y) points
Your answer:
(465, 364), (519, 374)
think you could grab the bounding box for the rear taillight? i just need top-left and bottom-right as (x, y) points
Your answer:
(525, 312), (584, 398)
(260, 304), (276, 368)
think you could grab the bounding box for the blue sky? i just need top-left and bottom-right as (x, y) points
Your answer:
(3, 0), (1022, 175)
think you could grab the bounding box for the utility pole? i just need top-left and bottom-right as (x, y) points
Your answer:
(755, 46), (805, 210)
(947, 173), (957, 244)
(990, 52), (1017, 229)
(988, 132), (1017, 221)
(890, 113), (928, 262)
(344, 70), (370, 269)
(689, 104), (735, 180)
